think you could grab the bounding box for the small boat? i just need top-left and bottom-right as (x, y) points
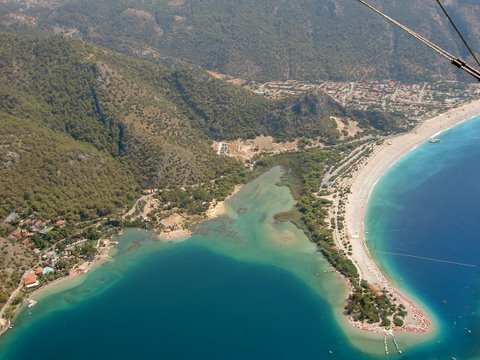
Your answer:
(429, 137), (440, 143)
(27, 299), (37, 308)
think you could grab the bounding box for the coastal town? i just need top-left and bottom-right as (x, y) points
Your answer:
(207, 77), (480, 162)
(0, 210), (121, 334)
(250, 80), (480, 124)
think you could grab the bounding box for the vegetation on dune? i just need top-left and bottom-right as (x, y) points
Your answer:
(298, 146), (408, 326)
(295, 147), (359, 280)
(256, 144), (409, 327)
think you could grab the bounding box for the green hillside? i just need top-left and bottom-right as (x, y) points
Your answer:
(2, 0), (479, 81)
(0, 113), (138, 220)
(0, 32), (311, 219)
(0, 32), (251, 190)
(0, 31), (402, 220)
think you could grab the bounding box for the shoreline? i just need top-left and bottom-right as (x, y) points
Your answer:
(343, 99), (480, 334)
(205, 184), (243, 219)
(156, 184), (244, 242)
(3, 98), (478, 340)
(30, 236), (119, 301)
(0, 236), (119, 337)
(2, 183), (246, 330)
(157, 228), (193, 242)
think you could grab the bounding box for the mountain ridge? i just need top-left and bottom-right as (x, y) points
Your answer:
(0, 30), (398, 219)
(2, 0), (479, 81)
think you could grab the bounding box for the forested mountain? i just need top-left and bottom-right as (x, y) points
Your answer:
(1, 1), (475, 332)
(0, 113), (138, 220)
(1, 0), (479, 81)
(0, 32), (252, 202)
(0, 31), (399, 219)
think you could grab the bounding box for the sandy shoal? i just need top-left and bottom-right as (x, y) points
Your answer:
(205, 184), (243, 219)
(157, 228), (192, 242)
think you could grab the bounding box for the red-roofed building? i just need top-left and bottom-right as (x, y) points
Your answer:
(35, 267), (44, 276)
(369, 283), (383, 297)
(55, 219), (66, 227)
(24, 273), (39, 288)
(9, 230), (21, 241)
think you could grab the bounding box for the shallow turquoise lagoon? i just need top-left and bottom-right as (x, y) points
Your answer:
(2, 114), (480, 359)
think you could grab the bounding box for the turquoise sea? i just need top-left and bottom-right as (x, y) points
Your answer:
(1, 116), (480, 359)
(366, 115), (480, 359)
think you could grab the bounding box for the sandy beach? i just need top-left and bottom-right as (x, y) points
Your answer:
(0, 236), (119, 337)
(29, 238), (117, 300)
(344, 99), (480, 332)
(205, 184), (243, 219)
(157, 228), (193, 242)
(156, 184), (243, 242)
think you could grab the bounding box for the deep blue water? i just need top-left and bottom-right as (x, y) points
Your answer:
(0, 239), (376, 360)
(0, 244), (335, 359)
(367, 115), (480, 359)
(0, 168), (375, 360)
(2, 115), (480, 359)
